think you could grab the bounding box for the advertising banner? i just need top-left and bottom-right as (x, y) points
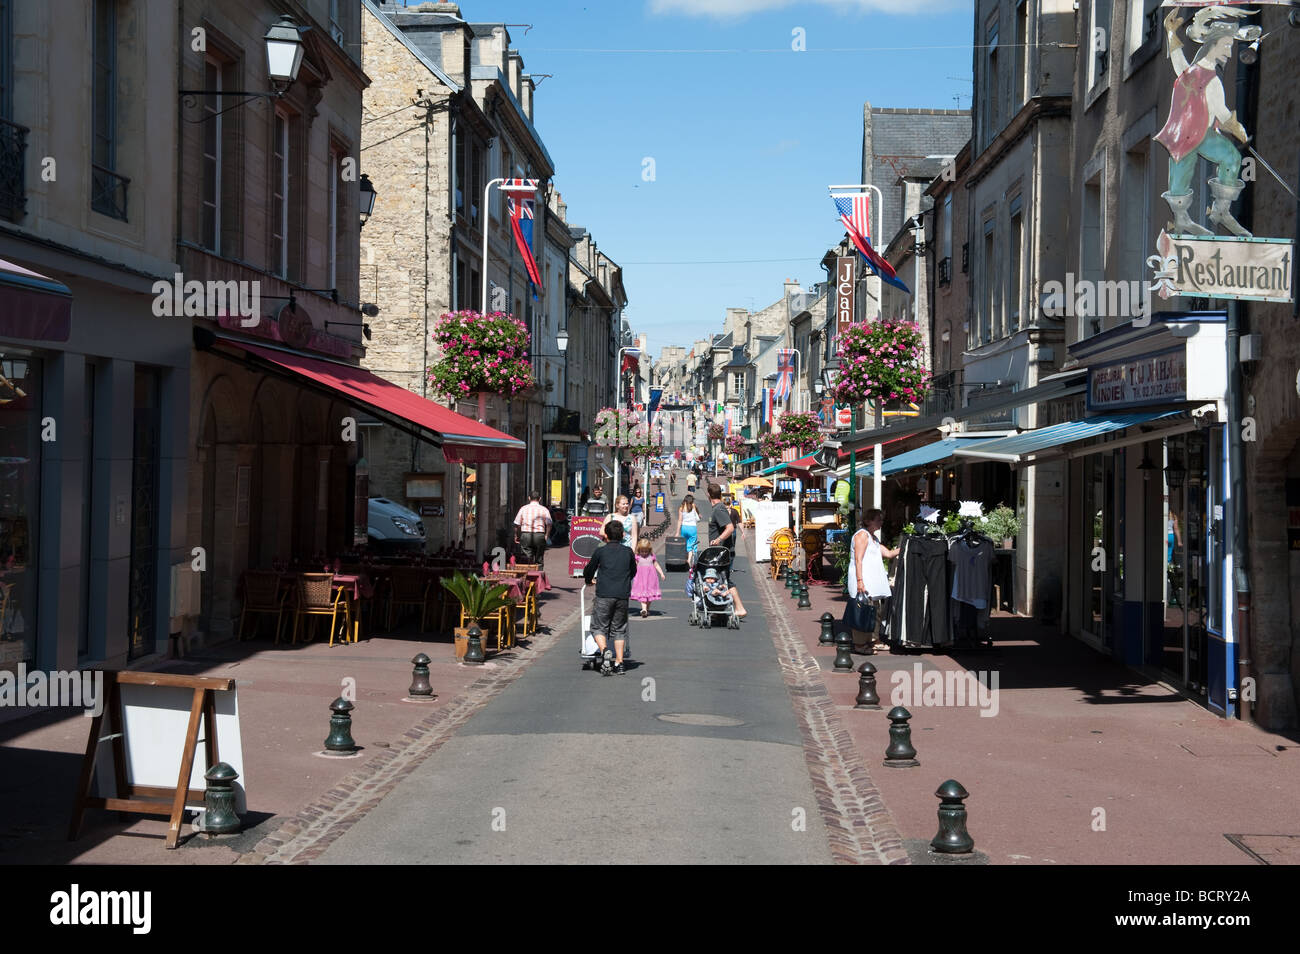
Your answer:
(568, 516), (607, 577)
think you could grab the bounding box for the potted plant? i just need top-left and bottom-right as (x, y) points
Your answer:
(440, 571), (512, 660)
(984, 505), (1021, 548)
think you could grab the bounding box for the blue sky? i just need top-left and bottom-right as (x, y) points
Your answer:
(430, 0), (975, 355)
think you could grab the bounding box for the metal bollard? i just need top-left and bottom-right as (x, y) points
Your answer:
(324, 696), (357, 752)
(409, 652), (434, 697)
(855, 661), (881, 709)
(930, 780), (974, 854)
(882, 705), (919, 767)
(833, 631), (855, 672)
(784, 566), (794, 589)
(202, 762), (241, 835)
(464, 623), (486, 664)
(818, 611), (835, 645)
(797, 585), (812, 609)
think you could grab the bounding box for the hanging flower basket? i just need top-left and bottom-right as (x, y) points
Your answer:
(724, 434), (747, 456)
(594, 407), (662, 449)
(428, 310), (535, 402)
(775, 410), (821, 456)
(832, 319), (930, 408)
(758, 433), (783, 460)
(707, 423), (725, 441)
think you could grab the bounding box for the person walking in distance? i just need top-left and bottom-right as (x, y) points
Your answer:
(583, 519), (638, 674)
(677, 493), (701, 568)
(631, 538), (666, 618)
(705, 483), (747, 619)
(512, 490), (552, 564)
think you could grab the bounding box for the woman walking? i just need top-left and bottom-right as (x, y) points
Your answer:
(677, 494), (700, 566)
(631, 538), (666, 617)
(609, 495), (640, 549)
(847, 508), (898, 650)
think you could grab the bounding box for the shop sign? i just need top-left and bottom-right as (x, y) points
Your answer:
(1087, 347), (1187, 411)
(836, 406), (852, 430)
(835, 256), (855, 338)
(1149, 232), (1294, 304)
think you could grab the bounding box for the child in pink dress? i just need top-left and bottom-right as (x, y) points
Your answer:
(631, 538), (666, 617)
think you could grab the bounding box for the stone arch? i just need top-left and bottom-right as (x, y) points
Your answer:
(248, 375), (295, 445)
(197, 373), (248, 446)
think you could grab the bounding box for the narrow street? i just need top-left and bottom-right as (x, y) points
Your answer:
(314, 531), (837, 864)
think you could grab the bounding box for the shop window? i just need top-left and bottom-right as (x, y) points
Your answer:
(0, 355), (39, 665)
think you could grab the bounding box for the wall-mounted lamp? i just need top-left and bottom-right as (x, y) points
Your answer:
(180, 15), (304, 109)
(359, 174), (377, 226)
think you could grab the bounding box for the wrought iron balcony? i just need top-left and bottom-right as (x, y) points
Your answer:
(937, 256), (952, 287)
(91, 163), (130, 221)
(0, 117), (29, 222)
(545, 404), (581, 435)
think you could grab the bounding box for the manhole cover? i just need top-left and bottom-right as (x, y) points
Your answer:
(656, 712), (745, 727)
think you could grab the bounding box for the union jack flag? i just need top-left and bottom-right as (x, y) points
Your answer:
(832, 193), (911, 294)
(508, 189), (542, 296)
(774, 349), (795, 402)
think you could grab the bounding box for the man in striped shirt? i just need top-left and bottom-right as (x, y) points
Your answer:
(513, 490), (552, 563)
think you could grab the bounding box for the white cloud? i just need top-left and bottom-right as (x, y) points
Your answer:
(648, 0), (963, 19)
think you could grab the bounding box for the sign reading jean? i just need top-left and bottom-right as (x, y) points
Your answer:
(1087, 348), (1187, 411)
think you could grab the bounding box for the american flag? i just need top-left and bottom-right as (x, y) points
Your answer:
(832, 193), (911, 294)
(774, 349), (795, 402)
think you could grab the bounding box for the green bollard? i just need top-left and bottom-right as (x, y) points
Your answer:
(833, 631), (855, 671)
(883, 705), (919, 767)
(202, 762), (241, 835)
(931, 780), (974, 854)
(855, 661), (881, 709)
(325, 697), (357, 752)
(797, 585), (812, 610)
(409, 652), (433, 697)
(464, 623), (486, 664)
(818, 611), (835, 645)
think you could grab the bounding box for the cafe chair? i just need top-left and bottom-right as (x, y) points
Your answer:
(387, 567), (434, 632)
(462, 601), (514, 652)
(286, 573), (351, 647)
(240, 570), (287, 642)
(768, 529), (796, 579)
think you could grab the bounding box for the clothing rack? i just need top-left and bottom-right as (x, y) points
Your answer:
(884, 523), (997, 651)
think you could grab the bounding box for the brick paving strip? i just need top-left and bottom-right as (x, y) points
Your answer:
(751, 553), (910, 865)
(238, 602), (581, 865)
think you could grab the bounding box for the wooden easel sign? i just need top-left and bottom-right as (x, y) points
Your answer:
(69, 671), (247, 849)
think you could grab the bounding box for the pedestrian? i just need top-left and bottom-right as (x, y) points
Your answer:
(608, 494), (640, 549)
(631, 538), (666, 617)
(704, 483), (747, 618)
(847, 508), (898, 650)
(677, 493), (700, 567)
(686, 469), (697, 493)
(512, 490), (552, 564)
(630, 484), (645, 518)
(583, 519), (638, 674)
(583, 483), (608, 516)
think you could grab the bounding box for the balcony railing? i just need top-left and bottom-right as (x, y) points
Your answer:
(0, 117), (29, 222)
(91, 163), (130, 221)
(545, 404), (581, 435)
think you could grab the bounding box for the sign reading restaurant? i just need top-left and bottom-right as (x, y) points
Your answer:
(1148, 231), (1294, 304)
(1087, 347), (1187, 411)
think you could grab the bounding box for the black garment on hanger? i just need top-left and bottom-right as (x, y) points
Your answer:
(888, 534), (950, 649)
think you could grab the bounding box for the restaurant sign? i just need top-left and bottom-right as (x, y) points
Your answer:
(1087, 347), (1187, 411)
(1149, 231), (1294, 304)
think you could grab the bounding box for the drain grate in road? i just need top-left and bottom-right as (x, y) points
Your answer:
(656, 712), (745, 727)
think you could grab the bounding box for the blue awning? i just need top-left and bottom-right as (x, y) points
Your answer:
(844, 436), (1000, 478)
(738, 455), (763, 465)
(953, 410), (1184, 463)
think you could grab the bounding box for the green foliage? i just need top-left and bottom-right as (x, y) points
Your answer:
(427, 311), (534, 401)
(440, 571), (511, 626)
(775, 410), (821, 454)
(984, 504), (1021, 541)
(833, 319), (931, 406)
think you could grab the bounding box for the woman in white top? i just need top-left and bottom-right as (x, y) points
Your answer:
(677, 494), (700, 566)
(609, 495), (640, 548)
(847, 508), (898, 646)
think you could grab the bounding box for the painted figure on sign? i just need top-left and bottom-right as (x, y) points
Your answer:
(1154, 6), (1261, 237)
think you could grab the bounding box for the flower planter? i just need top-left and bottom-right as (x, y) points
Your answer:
(454, 626), (472, 660)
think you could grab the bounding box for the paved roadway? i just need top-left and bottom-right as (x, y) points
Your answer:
(317, 478), (834, 864)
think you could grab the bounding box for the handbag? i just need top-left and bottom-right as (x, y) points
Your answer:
(841, 595), (876, 633)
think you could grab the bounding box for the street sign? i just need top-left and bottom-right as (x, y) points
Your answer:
(836, 406), (852, 430)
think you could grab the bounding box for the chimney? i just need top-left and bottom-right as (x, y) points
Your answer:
(428, 2), (461, 13)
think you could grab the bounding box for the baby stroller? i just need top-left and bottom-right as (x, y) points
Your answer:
(688, 546), (741, 630)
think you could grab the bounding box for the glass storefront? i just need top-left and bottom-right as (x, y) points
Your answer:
(1078, 448), (1123, 651)
(0, 354), (41, 666)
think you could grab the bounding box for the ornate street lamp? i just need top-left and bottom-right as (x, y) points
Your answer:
(264, 15), (306, 88)
(359, 174), (377, 226)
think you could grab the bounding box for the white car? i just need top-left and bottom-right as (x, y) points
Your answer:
(368, 497), (426, 550)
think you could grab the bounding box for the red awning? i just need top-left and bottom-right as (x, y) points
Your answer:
(0, 258), (73, 342)
(203, 333), (525, 463)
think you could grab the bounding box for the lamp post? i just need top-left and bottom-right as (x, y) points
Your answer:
(359, 174), (377, 226)
(180, 15), (304, 103)
(614, 345), (641, 502)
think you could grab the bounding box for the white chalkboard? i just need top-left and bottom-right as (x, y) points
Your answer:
(94, 683), (247, 814)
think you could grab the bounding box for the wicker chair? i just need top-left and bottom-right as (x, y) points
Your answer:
(286, 573), (351, 646)
(240, 571), (287, 641)
(768, 529), (796, 579)
(387, 567), (434, 632)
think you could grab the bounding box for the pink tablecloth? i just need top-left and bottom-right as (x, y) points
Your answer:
(481, 576), (525, 602)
